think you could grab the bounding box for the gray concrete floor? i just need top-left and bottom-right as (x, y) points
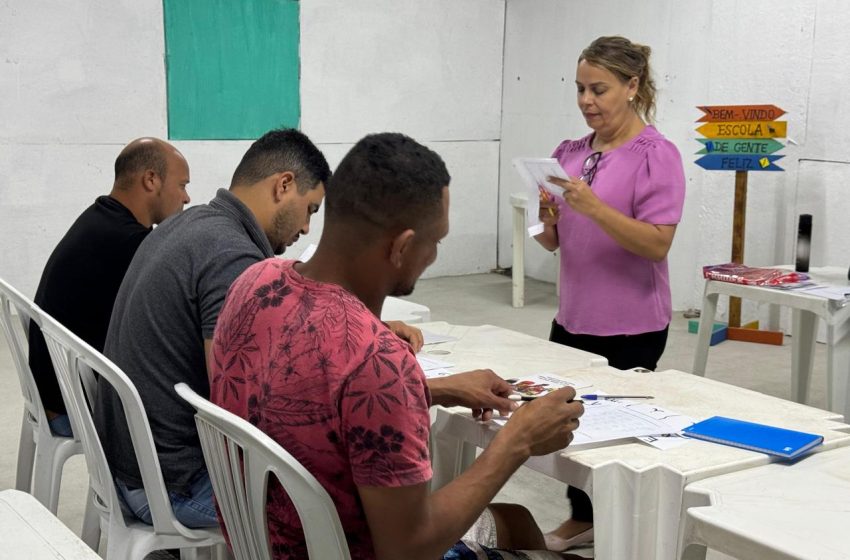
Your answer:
(0, 272), (828, 558)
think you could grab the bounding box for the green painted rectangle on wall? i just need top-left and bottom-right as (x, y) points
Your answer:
(163, 0), (300, 140)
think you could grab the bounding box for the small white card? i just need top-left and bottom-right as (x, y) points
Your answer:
(512, 157), (570, 238)
(422, 368), (455, 379)
(422, 331), (459, 345)
(636, 433), (692, 450)
(417, 355), (455, 371)
(512, 157), (571, 197)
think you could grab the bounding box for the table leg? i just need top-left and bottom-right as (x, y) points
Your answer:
(790, 309), (818, 404)
(430, 410), (478, 490)
(692, 291), (719, 376)
(592, 462), (682, 559)
(827, 319), (850, 421)
(512, 202), (525, 308)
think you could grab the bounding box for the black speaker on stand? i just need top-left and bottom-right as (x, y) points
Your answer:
(795, 214), (812, 273)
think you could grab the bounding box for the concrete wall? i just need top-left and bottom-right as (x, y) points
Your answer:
(499, 0), (849, 313)
(3, 0), (849, 311)
(0, 0), (505, 297)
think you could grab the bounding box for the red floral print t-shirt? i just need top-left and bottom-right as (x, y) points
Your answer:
(209, 259), (433, 559)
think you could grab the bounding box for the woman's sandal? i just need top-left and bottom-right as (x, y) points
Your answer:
(543, 527), (594, 552)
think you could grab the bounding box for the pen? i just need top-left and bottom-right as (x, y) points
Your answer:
(580, 394), (654, 401)
(538, 187), (556, 217)
(508, 394), (584, 403)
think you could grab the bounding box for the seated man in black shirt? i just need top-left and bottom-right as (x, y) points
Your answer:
(28, 137), (190, 436)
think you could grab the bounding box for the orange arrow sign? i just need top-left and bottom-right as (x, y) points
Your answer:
(697, 105), (786, 122)
(696, 121), (787, 139)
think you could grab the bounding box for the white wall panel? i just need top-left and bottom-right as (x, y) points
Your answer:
(301, 0), (505, 143)
(0, 0), (167, 143)
(0, 143), (120, 295)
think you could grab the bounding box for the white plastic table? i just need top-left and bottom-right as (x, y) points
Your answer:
(692, 266), (850, 422)
(0, 489), (100, 559)
(418, 322), (607, 375)
(420, 321), (607, 474)
(680, 444), (850, 559)
(381, 295), (431, 324)
(422, 323), (850, 560)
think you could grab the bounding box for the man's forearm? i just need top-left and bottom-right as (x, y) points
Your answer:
(426, 376), (455, 407)
(390, 431), (530, 559)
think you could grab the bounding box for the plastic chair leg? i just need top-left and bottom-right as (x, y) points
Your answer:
(681, 542), (708, 560)
(216, 543), (234, 560)
(15, 415), (35, 493)
(181, 544), (228, 560)
(31, 435), (63, 512)
(30, 434), (79, 514)
(105, 527), (158, 560)
(81, 493), (102, 551)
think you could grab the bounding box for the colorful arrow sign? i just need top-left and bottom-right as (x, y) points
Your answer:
(695, 154), (784, 171)
(697, 104), (786, 122)
(696, 138), (785, 155)
(696, 121), (787, 139)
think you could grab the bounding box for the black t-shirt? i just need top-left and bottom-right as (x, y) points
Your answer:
(28, 195), (151, 413)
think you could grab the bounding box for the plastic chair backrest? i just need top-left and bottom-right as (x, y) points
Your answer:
(37, 309), (197, 539)
(0, 278), (51, 438)
(175, 383), (351, 560)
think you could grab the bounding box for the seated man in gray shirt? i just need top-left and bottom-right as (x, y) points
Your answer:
(95, 129), (331, 527)
(97, 128), (522, 530)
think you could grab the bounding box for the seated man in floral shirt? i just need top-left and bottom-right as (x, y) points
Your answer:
(210, 132), (585, 560)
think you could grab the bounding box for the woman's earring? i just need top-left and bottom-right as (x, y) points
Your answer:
(629, 96), (634, 102)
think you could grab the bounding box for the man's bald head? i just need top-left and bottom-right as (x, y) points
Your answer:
(109, 138), (191, 227)
(114, 138), (176, 190)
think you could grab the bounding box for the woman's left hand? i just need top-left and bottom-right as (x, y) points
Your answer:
(547, 176), (601, 217)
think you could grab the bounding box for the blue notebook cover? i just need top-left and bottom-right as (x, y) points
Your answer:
(682, 416), (823, 459)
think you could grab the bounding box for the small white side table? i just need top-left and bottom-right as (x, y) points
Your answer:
(510, 193), (528, 308)
(692, 266), (850, 421)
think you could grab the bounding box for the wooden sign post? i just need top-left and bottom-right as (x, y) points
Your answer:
(695, 104), (786, 330)
(730, 170), (747, 326)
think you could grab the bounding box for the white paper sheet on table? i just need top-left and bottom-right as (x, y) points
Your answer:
(636, 433), (692, 450)
(512, 157), (570, 237)
(492, 397), (693, 450)
(791, 283), (850, 302)
(422, 331), (459, 345)
(422, 368), (455, 379)
(417, 355), (455, 371)
(568, 400), (694, 448)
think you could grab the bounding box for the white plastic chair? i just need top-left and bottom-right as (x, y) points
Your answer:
(37, 308), (225, 559)
(0, 277), (81, 513)
(175, 383), (351, 560)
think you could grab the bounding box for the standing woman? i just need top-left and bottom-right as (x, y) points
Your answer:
(534, 36), (685, 551)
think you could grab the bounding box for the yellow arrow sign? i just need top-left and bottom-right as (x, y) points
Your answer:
(696, 121), (787, 139)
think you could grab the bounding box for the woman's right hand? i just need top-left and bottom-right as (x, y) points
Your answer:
(538, 187), (561, 226)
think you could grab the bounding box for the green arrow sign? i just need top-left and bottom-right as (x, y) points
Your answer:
(696, 138), (784, 155)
